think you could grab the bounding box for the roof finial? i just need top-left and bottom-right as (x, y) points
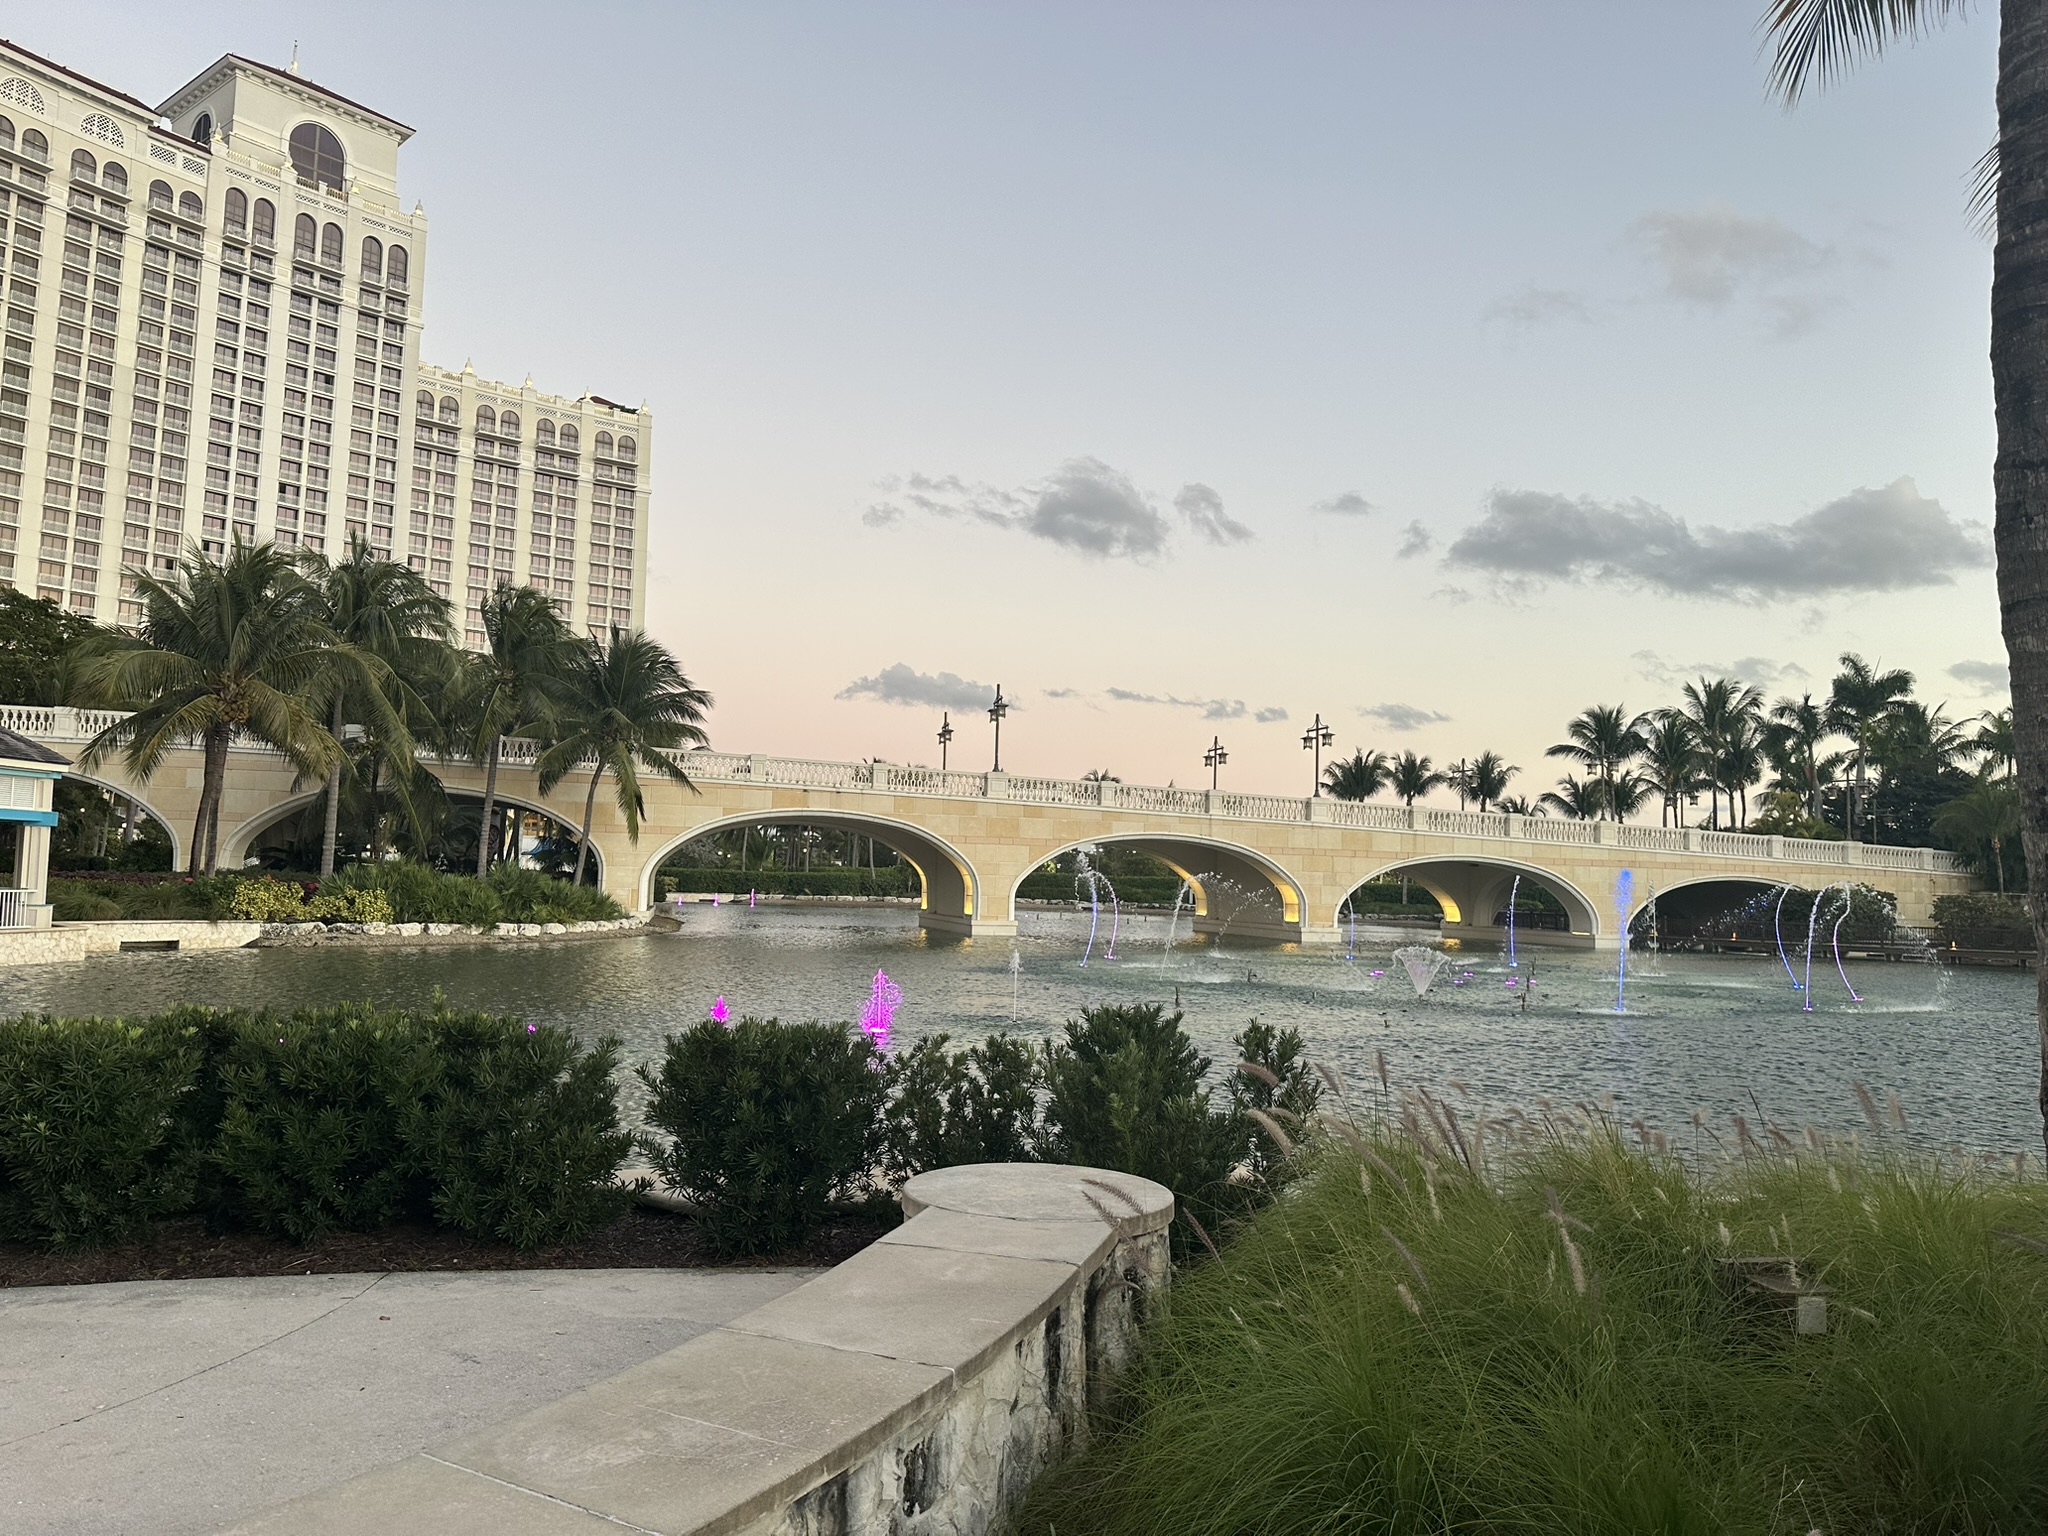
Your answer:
(287, 41), (301, 76)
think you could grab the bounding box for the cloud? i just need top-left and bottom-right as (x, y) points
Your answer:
(1255, 706), (1290, 723)
(866, 458), (1175, 560)
(1443, 479), (1988, 602)
(1631, 205), (1837, 336)
(1631, 649), (1812, 692)
(1483, 286), (1590, 330)
(1949, 659), (2010, 695)
(837, 663), (1003, 713)
(1106, 687), (1252, 721)
(1313, 491), (1376, 516)
(1174, 483), (1254, 546)
(1042, 686), (1083, 700)
(1359, 703), (1452, 733)
(1396, 520), (1433, 559)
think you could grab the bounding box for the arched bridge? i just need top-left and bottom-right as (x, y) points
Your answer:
(8, 706), (1977, 950)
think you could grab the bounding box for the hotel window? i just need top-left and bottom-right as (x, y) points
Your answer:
(618, 435), (636, 462)
(102, 163), (127, 196)
(386, 245), (408, 286)
(179, 191), (202, 221)
(294, 214), (316, 258)
(224, 187), (246, 235)
(288, 123), (346, 193)
(320, 222), (342, 267)
(252, 198), (275, 242)
(360, 235), (382, 281)
(71, 149), (96, 184)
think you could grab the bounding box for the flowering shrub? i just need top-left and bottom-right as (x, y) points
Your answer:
(226, 877), (393, 924)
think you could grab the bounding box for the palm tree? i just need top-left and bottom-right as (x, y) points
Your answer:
(72, 539), (343, 873)
(299, 537), (455, 876)
(1717, 708), (1769, 828)
(1389, 751), (1443, 807)
(536, 627), (713, 885)
(1443, 757), (1473, 810)
(1468, 750), (1517, 812)
(1875, 700), (1975, 781)
(462, 585), (582, 876)
(1496, 794), (1544, 817)
(1545, 704), (1641, 819)
(1082, 768), (1122, 784)
(1679, 677), (1764, 829)
(1540, 774), (1605, 820)
(1766, 694), (1834, 820)
(1935, 774), (2021, 894)
(1764, 0), (2048, 1156)
(1637, 710), (1703, 828)
(1976, 707), (2016, 780)
(1826, 653), (1915, 842)
(1322, 748), (1390, 801)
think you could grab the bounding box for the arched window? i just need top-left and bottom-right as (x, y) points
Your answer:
(20, 129), (48, 164)
(0, 117), (12, 153)
(617, 436), (637, 462)
(535, 420), (555, 446)
(70, 148), (95, 183)
(288, 122), (346, 192)
(252, 198), (275, 240)
(224, 187), (247, 233)
(191, 111), (213, 145)
(293, 213), (316, 257)
(179, 191), (203, 221)
(101, 162), (127, 195)
(416, 389), (434, 415)
(499, 411), (520, 438)
(386, 245), (408, 287)
(361, 236), (383, 281)
(476, 406), (496, 432)
(595, 432), (613, 455)
(148, 179), (173, 211)
(559, 424), (579, 449)
(319, 222), (342, 266)
(438, 396), (458, 423)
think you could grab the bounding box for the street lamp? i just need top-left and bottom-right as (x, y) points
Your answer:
(1302, 714), (1334, 796)
(937, 712), (954, 771)
(1204, 735), (1228, 790)
(988, 685), (1009, 772)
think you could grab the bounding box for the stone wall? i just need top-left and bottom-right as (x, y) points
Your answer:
(217, 1163), (1173, 1536)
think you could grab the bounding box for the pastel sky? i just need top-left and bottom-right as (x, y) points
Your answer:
(22, 3), (2006, 803)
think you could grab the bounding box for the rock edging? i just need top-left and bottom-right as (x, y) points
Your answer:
(253, 913), (651, 946)
(214, 1163), (1174, 1535)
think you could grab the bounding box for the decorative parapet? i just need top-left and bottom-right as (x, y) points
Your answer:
(216, 1163), (1175, 1536)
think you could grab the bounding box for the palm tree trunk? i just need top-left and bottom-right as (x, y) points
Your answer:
(573, 761), (602, 885)
(319, 696), (344, 879)
(476, 735), (501, 877)
(196, 725), (230, 873)
(1991, 0), (2048, 1162)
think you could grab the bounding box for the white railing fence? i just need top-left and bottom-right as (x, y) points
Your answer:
(2, 705), (1970, 874)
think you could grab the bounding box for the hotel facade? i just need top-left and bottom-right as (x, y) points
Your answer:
(0, 39), (647, 644)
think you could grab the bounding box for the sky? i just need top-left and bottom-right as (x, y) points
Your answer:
(18, 3), (2007, 803)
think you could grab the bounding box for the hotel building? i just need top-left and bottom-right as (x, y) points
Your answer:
(0, 38), (647, 641)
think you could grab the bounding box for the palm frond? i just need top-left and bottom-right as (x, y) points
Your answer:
(1762, 0), (1972, 105)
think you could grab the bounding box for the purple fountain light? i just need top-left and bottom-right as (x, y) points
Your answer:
(859, 969), (902, 1051)
(710, 996), (730, 1025)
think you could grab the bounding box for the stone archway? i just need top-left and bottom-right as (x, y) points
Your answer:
(1345, 855), (1604, 949)
(1013, 833), (1309, 943)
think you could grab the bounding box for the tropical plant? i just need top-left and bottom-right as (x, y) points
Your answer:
(1082, 768), (1122, 784)
(1636, 710), (1704, 828)
(1678, 678), (1764, 829)
(1936, 774), (2022, 894)
(298, 537), (456, 876)
(1321, 748), (1390, 802)
(1443, 758), (1473, 810)
(1765, 693), (1835, 821)
(1876, 700), (1976, 780)
(1495, 795), (1543, 817)
(458, 585), (582, 876)
(535, 628), (712, 885)
(1467, 750), (1517, 812)
(0, 588), (98, 706)
(71, 539), (353, 873)
(1977, 706), (2016, 780)
(1389, 751), (1443, 807)
(1545, 705), (1641, 819)
(1540, 774), (1605, 820)
(1826, 653), (1915, 842)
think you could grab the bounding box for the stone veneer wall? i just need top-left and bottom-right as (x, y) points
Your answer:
(218, 1162), (1174, 1536)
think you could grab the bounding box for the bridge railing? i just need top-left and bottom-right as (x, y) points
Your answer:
(5, 705), (1973, 874)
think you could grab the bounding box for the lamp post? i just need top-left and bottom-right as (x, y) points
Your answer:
(1204, 735), (1228, 790)
(988, 685), (1009, 772)
(937, 712), (954, 771)
(1302, 714), (1334, 796)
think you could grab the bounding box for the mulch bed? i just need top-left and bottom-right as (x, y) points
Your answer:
(1, 1206), (893, 1288)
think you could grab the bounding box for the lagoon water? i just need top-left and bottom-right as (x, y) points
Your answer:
(4, 905), (2034, 1157)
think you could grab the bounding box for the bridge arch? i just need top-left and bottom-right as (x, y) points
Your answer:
(1011, 833), (1306, 941)
(56, 772), (185, 870)
(1344, 855), (1602, 945)
(635, 810), (981, 929)
(225, 788), (608, 885)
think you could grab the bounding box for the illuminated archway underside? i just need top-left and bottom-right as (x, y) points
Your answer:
(1348, 856), (1602, 949)
(225, 789), (610, 884)
(1006, 834), (1306, 943)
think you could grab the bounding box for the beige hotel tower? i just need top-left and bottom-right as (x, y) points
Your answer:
(0, 38), (648, 645)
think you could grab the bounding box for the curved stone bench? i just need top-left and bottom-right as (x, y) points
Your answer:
(217, 1163), (1173, 1535)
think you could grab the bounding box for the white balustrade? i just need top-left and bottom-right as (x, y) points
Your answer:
(0, 887), (29, 929)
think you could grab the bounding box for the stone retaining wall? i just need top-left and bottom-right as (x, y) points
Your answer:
(218, 1163), (1174, 1536)
(0, 913), (652, 967)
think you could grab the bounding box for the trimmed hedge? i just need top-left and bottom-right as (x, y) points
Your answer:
(0, 1004), (632, 1251)
(1018, 872), (1187, 905)
(657, 866), (920, 899)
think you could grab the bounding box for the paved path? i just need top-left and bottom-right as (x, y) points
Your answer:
(1, 1267), (815, 1536)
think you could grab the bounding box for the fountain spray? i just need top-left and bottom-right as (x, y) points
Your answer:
(1772, 885), (1802, 991)
(1613, 869), (1633, 1013)
(1506, 874), (1521, 971)
(1829, 882), (1864, 1002)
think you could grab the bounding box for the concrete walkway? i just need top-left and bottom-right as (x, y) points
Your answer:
(1, 1267), (815, 1536)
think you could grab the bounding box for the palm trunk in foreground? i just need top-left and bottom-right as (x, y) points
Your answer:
(1990, 0), (2048, 1163)
(319, 697), (344, 878)
(197, 725), (230, 874)
(476, 735), (501, 877)
(574, 761), (601, 885)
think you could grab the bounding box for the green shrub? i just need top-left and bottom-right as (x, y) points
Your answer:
(48, 878), (125, 921)
(1933, 891), (2032, 948)
(210, 1005), (429, 1242)
(325, 861), (505, 925)
(658, 865), (920, 899)
(487, 863), (624, 922)
(1226, 1019), (1321, 1188)
(1017, 872), (1187, 905)
(227, 877), (394, 924)
(400, 1009), (636, 1249)
(0, 1013), (208, 1247)
(1040, 1002), (1248, 1250)
(883, 1031), (1043, 1182)
(638, 1017), (887, 1256)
